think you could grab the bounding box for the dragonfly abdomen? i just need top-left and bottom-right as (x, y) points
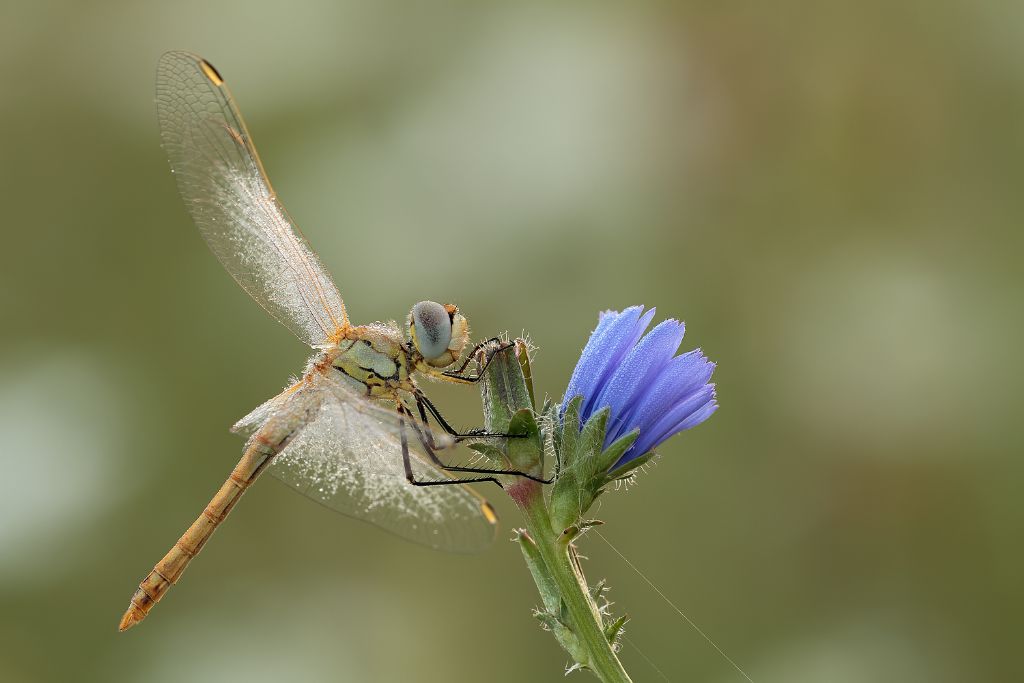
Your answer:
(118, 438), (277, 631)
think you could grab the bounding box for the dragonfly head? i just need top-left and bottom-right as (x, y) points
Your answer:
(409, 301), (470, 368)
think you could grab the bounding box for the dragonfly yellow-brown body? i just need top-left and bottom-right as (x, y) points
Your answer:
(120, 50), (513, 631)
(120, 324), (502, 631)
(119, 433), (276, 631)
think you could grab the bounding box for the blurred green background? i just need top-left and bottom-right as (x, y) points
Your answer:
(2, 1), (1021, 681)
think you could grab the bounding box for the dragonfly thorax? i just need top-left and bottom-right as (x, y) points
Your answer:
(329, 327), (411, 397)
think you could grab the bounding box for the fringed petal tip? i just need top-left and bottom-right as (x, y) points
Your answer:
(562, 306), (650, 417)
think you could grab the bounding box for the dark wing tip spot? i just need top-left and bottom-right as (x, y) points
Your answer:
(199, 59), (224, 86)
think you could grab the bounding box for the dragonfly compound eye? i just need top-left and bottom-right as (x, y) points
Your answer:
(411, 301), (453, 360)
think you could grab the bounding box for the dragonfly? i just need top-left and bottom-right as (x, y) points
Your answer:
(118, 51), (543, 632)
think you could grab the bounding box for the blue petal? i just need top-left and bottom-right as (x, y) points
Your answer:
(580, 307), (656, 419)
(560, 309), (622, 416)
(625, 350), (715, 438)
(675, 397), (718, 431)
(591, 319), (686, 445)
(561, 306), (652, 420)
(560, 306), (718, 474)
(627, 385), (717, 461)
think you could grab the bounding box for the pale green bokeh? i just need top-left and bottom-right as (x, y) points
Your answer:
(1, 1), (1021, 681)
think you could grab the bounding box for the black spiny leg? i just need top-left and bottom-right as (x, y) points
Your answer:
(441, 337), (513, 383)
(401, 403), (551, 485)
(398, 407), (505, 488)
(416, 393), (517, 441)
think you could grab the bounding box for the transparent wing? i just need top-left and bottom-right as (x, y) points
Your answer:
(156, 51), (348, 347)
(243, 373), (498, 553)
(231, 369), (453, 449)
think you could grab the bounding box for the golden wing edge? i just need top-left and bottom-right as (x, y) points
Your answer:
(155, 50), (351, 345)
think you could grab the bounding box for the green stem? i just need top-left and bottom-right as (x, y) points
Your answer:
(478, 340), (631, 680)
(514, 481), (632, 683)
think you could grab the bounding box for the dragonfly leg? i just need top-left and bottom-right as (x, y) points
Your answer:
(398, 407), (505, 488)
(401, 403), (551, 485)
(415, 393), (522, 441)
(443, 337), (504, 377)
(438, 337), (514, 384)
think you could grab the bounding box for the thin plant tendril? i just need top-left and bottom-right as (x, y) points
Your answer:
(623, 634), (671, 682)
(595, 530), (754, 682)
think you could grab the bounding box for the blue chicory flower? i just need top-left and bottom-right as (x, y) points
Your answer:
(561, 306), (717, 469)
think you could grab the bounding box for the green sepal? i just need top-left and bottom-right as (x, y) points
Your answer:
(541, 398), (560, 463)
(477, 341), (546, 478)
(578, 407), (610, 463)
(480, 341), (533, 434)
(558, 395), (584, 470)
(605, 449), (657, 482)
(506, 408), (543, 473)
(550, 406), (620, 532)
(591, 430), (640, 480)
(516, 339), (536, 410)
(549, 469), (582, 534)
(550, 405), (648, 531)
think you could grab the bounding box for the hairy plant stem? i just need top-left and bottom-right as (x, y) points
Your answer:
(480, 341), (632, 681)
(513, 480), (632, 682)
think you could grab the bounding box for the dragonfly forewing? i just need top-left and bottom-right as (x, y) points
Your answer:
(156, 51), (348, 347)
